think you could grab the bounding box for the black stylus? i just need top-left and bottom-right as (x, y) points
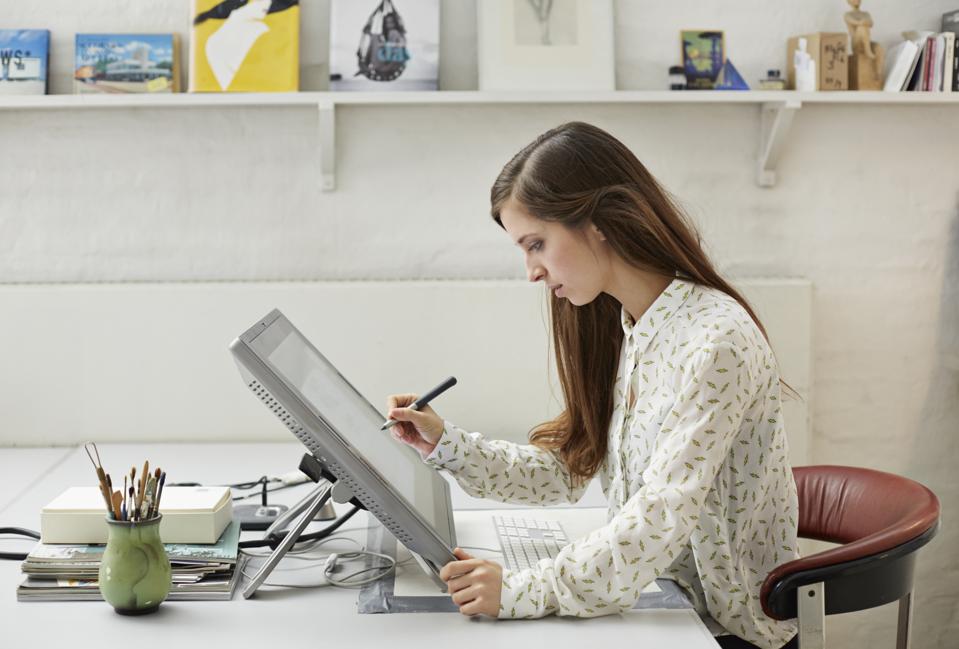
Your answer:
(380, 376), (457, 430)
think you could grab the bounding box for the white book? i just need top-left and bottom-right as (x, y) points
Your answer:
(942, 32), (956, 92)
(883, 40), (920, 91)
(41, 486), (233, 544)
(933, 33), (946, 90)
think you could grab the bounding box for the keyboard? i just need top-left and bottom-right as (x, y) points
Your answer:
(493, 515), (569, 571)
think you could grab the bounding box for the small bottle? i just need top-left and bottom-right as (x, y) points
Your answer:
(668, 65), (686, 90)
(759, 69), (786, 90)
(794, 38), (817, 91)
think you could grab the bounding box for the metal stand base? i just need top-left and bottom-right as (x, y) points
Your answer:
(241, 483), (334, 599)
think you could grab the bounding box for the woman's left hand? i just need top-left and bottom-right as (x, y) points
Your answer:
(440, 548), (503, 617)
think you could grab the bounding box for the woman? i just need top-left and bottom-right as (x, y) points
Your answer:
(387, 122), (799, 649)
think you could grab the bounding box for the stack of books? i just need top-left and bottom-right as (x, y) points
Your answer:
(883, 10), (959, 92)
(17, 520), (245, 602)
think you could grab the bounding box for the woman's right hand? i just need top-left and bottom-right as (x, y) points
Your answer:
(385, 393), (445, 458)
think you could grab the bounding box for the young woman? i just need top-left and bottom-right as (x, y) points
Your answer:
(386, 122), (799, 649)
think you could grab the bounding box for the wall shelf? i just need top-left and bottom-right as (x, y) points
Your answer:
(3, 90), (957, 188)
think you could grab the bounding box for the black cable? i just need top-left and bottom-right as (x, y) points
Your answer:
(0, 527), (40, 539)
(167, 477), (299, 502)
(2, 462), (356, 560)
(0, 527), (41, 561)
(232, 483), (298, 502)
(1, 503), (363, 559)
(238, 505), (361, 550)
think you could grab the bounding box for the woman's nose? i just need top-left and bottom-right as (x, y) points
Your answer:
(527, 264), (545, 283)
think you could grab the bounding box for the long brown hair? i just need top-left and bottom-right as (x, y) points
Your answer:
(490, 121), (794, 483)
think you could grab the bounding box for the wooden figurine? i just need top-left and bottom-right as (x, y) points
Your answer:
(844, 0), (885, 90)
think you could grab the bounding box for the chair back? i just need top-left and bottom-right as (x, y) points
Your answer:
(762, 465), (940, 620)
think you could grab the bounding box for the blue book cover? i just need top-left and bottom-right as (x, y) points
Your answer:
(0, 29), (50, 95)
(75, 33), (180, 94)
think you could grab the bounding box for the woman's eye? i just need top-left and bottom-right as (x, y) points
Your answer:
(527, 241), (542, 252)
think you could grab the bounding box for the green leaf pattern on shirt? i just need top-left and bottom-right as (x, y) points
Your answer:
(423, 279), (799, 649)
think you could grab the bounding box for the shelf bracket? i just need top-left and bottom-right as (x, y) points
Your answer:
(318, 100), (335, 191)
(757, 99), (801, 187)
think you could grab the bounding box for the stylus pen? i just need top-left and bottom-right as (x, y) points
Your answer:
(381, 376), (457, 430)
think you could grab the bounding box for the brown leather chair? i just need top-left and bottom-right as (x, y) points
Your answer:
(761, 466), (940, 649)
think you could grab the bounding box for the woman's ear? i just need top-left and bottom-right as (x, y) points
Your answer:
(590, 223), (606, 242)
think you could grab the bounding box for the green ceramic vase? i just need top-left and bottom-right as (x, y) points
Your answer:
(98, 514), (172, 615)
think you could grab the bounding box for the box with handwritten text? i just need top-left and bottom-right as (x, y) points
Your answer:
(787, 32), (849, 90)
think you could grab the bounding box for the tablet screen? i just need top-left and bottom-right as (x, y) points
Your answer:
(251, 321), (454, 547)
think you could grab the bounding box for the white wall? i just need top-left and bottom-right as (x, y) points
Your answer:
(1, 1), (957, 647)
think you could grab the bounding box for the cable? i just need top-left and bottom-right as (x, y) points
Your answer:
(0, 527), (40, 539)
(240, 533), (407, 589)
(240, 533), (364, 559)
(0, 527), (41, 561)
(459, 545), (501, 553)
(238, 505), (361, 549)
(239, 541), (397, 589)
(324, 551), (396, 588)
(168, 477), (300, 503)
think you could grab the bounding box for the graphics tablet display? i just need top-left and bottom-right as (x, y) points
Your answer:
(229, 309), (456, 587)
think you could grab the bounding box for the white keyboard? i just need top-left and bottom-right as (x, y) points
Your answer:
(493, 515), (569, 571)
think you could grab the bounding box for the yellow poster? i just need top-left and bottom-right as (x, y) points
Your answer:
(189, 0), (299, 92)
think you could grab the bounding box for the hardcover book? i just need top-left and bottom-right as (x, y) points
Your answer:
(0, 30), (50, 95)
(330, 0), (439, 91)
(74, 33), (180, 94)
(681, 30), (724, 90)
(189, 0), (299, 92)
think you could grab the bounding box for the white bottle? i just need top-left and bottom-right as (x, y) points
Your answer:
(794, 37), (817, 91)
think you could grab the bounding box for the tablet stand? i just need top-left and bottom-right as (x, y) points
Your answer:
(242, 453), (359, 599)
(242, 481), (335, 599)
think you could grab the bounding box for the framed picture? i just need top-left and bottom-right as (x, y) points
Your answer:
(330, 0), (439, 91)
(680, 29), (725, 90)
(478, 0), (615, 91)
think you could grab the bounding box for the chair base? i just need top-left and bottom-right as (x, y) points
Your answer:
(795, 582), (914, 649)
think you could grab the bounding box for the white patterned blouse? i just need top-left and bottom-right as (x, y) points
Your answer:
(424, 278), (800, 649)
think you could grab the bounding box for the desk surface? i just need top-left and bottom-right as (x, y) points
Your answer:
(0, 444), (719, 648)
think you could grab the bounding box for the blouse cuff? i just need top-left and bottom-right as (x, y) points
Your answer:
(422, 421), (469, 471)
(498, 567), (548, 619)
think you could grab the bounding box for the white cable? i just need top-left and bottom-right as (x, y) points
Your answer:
(459, 545), (500, 553)
(323, 549), (396, 588)
(239, 535), (404, 589)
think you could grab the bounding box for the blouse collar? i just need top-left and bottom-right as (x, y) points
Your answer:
(620, 278), (694, 350)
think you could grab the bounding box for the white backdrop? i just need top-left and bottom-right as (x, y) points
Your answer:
(0, 1), (957, 647)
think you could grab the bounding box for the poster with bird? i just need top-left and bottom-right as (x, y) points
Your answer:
(189, 0), (299, 92)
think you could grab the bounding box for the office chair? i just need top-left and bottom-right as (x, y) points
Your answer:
(760, 465), (940, 649)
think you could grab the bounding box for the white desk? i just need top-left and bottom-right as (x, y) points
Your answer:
(0, 444), (719, 648)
